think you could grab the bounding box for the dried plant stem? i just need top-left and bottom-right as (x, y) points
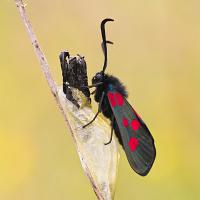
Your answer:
(14, 0), (74, 135)
(14, 1), (119, 200)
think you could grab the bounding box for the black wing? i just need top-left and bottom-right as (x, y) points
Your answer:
(107, 90), (156, 176)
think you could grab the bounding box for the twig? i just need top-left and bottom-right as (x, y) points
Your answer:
(15, 0), (73, 134)
(14, 1), (119, 199)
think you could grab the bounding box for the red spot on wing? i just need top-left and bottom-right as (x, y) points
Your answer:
(128, 138), (139, 152)
(122, 118), (129, 127)
(115, 92), (124, 106)
(130, 119), (141, 131)
(108, 92), (117, 107)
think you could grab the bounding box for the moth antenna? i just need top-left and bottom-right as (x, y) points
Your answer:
(101, 41), (113, 56)
(101, 18), (114, 74)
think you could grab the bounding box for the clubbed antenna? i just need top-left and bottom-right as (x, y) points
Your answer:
(101, 18), (114, 74)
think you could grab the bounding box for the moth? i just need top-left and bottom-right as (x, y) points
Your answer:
(83, 18), (156, 176)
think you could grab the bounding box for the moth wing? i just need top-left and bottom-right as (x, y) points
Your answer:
(107, 91), (156, 176)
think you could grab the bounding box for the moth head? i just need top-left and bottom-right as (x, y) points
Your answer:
(92, 71), (104, 84)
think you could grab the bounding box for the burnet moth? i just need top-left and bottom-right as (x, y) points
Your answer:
(83, 18), (156, 176)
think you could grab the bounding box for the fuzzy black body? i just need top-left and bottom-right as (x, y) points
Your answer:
(94, 74), (127, 146)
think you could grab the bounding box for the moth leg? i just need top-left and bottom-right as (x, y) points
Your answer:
(83, 92), (105, 128)
(81, 82), (103, 89)
(104, 115), (114, 145)
(82, 111), (100, 128)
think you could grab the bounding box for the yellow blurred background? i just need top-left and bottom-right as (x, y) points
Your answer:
(1, 0), (200, 199)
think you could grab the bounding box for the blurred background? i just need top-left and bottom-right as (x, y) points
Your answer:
(1, 0), (200, 199)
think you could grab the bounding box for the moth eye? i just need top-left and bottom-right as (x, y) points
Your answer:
(96, 73), (101, 79)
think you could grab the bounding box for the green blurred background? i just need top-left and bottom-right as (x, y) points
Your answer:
(1, 0), (200, 199)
